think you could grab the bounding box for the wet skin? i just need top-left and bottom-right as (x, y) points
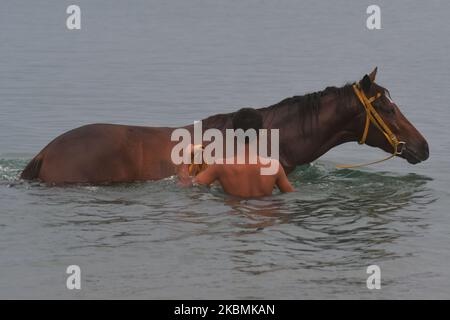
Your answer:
(178, 143), (294, 198)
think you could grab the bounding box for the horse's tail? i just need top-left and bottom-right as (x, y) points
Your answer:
(20, 154), (43, 180)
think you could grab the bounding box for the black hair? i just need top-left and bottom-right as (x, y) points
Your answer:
(232, 108), (263, 144)
(232, 108), (263, 131)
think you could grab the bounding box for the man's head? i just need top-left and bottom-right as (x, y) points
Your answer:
(232, 108), (263, 144)
(232, 108), (263, 131)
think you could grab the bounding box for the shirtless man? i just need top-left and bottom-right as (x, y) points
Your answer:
(178, 108), (294, 198)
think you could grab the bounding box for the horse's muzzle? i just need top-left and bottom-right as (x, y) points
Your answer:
(401, 141), (429, 164)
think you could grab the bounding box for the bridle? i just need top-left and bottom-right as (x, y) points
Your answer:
(336, 83), (406, 169)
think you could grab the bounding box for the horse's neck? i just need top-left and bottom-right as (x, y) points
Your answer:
(262, 94), (358, 168)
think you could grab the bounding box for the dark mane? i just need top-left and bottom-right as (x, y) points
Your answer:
(263, 83), (354, 113)
(202, 83), (355, 134)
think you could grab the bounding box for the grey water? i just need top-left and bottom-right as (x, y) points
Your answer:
(0, 0), (449, 299)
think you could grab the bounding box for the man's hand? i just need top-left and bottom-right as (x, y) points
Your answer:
(177, 163), (193, 187)
(176, 143), (207, 186)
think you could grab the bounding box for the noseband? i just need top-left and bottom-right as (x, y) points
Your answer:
(336, 83), (406, 169)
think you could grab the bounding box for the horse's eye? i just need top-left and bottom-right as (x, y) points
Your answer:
(380, 103), (395, 115)
(388, 106), (396, 115)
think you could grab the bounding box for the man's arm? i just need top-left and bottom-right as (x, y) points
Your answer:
(193, 164), (219, 186)
(276, 164), (294, 192)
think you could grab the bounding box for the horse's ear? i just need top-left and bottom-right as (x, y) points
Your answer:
(360, 74), (372, 93)
(368, 67), (378, 82)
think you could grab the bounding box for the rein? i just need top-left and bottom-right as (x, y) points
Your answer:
(336, 83), (405, 169)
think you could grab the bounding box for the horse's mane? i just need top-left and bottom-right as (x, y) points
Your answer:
(202, 83), (355, 134)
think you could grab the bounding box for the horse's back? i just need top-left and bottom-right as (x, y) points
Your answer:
(22, 123), (175, 184)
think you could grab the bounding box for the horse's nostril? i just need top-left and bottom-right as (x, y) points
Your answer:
(424, 142), (430, 158)
(421, 141), (430, 159)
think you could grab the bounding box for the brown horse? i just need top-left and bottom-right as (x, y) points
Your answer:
(21, 68), (429, 184)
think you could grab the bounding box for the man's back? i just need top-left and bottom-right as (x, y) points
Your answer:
(216, 163), (276, 197)
(193, 157), (294, 198)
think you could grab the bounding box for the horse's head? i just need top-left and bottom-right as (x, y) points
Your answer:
(353, 67), (429, 164)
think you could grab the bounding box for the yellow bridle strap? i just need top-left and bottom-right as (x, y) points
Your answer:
(336, 84), (405, 169)
(354, 85), (397, 147)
